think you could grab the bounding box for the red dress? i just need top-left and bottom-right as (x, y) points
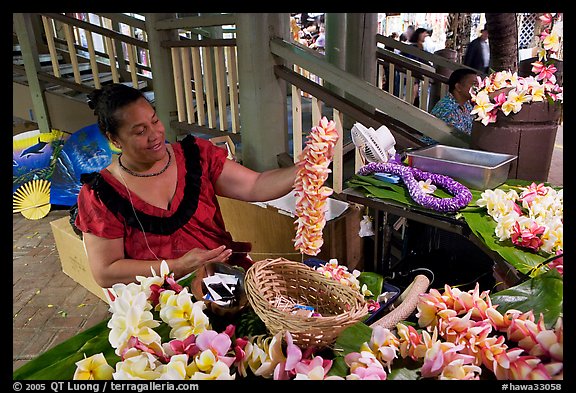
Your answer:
(75, 135), (252, 270)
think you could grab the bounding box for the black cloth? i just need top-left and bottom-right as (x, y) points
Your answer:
(463, 38), (489, 74)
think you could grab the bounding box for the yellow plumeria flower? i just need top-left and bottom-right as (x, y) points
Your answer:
(502, 89), (532, 116)
(470, 91), (495, 119)
(159, 289), (210, 340)
(190, 360), (235, 380)
(543, 32), (561, 53)
(112, 352), (163, 380)
(157, 354), (189, 380)
(530, 85), (546, 102)
(73, 353), (114, 380)
(194, 349), (217, 372)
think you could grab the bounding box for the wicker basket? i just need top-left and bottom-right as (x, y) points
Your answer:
(244, 258), (368, 348)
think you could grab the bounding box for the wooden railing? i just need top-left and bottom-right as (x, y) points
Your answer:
(24, 13), (151, 94)
(153, 13), (240, 142)
(375, 34), (477, 112)
(163, 38), (240, 136)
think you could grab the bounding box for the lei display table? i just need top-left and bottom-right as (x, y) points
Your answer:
(341, 187), (525, 289)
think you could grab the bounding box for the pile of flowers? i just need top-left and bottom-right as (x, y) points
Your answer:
(476, 182), (563, 274)
(72, 260), (563, 381)
(470, 13), (563, 126)
(293, 116), (339, 256)
(314, 258), (380, 311)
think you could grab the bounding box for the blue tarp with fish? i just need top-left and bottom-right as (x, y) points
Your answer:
(13, 128), (68, 194)
(50, 123), (119, 206)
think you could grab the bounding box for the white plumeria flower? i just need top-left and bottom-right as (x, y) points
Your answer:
(477, 189), (517, 220)
(136, 259), (171, 296)
(470, 90), (495, 119)
(107, 291), (161, 354)
(107, 282), (149, 315)
(361, 284), (373, 297)
(495, 212), (521, 241)
(190, 360), (235, 380)
(418, 179), (437, 194)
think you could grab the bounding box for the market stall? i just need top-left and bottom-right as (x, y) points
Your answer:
(13, 117), (563, 382)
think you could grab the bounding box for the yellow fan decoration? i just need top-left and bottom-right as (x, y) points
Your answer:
(13, 179), (51, 220)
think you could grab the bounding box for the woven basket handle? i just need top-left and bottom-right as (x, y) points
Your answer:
(369, 274), (430, 329)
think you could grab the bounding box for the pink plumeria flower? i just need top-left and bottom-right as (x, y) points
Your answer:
(511, 221), (546, 251)
(535, 64), (557, 84)
(168, 334), (199, 359)
(531, 60), (545, 74)
(539, 13), (554, 25)
(195, 330), (235, 368)
(294, 356), (333, 380)
(548, 250), (563, 275)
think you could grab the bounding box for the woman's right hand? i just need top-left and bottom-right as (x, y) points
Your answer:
(175, 245), (233, 276)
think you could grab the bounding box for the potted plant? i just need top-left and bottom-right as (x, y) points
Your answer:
(469, 13), (563, 183)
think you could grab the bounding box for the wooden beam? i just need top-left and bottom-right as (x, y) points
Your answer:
(270, 38), (469, 147)
(42, 13), (148, 49)
(154, 14), (236, 30)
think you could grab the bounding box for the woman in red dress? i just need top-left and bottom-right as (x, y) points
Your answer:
(75, 83), (298, 288)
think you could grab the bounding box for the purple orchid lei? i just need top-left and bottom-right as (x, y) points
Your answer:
(358, 161), (472, 213)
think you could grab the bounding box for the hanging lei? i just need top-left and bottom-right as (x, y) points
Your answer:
(293, 116), (339, 256)
(358, 161), (472, 213)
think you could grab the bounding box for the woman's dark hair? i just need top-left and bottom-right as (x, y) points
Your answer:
(87, 83), (148, 136)
(409, 27), (428, 44)
(448, 68), (478, 93)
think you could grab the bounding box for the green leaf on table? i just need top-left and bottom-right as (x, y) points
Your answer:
(13, 318), (118, 380)
(357, 271), (384, 301)
(491, 269), (563, 328)
(328, 322), (373, 377)
(387, 357), (422, 380)
(332, 322), (372, 356)
(461, 210), (548, 276)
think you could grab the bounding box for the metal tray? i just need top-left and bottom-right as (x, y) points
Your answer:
(406, 145), (517, 190)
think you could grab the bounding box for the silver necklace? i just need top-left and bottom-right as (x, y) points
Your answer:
(118, 149), (172, 178)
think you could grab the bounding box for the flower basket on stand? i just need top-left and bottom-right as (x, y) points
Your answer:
(469, 13), (563, 184)
(471, 99), (562, 182)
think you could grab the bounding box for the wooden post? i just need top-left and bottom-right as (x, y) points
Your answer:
(235, 13), (290, 171)
(144, 13), (179, 142)
(13, 13), (51, 133)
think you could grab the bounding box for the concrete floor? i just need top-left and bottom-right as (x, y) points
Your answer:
(12, 122), (563, 374)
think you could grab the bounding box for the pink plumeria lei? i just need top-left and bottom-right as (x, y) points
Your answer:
(293, 116), (339, 256)
(330, 284), (562, 380)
